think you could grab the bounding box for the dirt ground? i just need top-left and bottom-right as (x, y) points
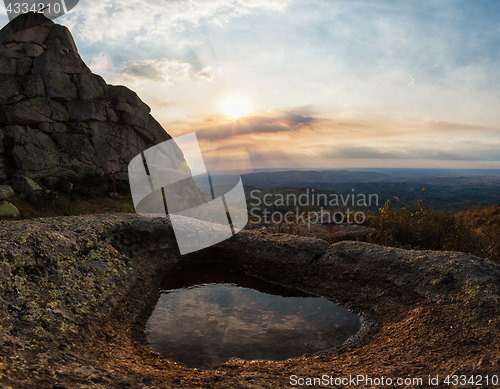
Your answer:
(1, 215), (499, 388)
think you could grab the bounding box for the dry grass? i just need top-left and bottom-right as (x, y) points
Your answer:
(4, 180), (500, 264)
(2, 174), (136, 219)
(9, 195), (136, 219)
(255, 191), (500, 263)
(361, 198), (500, 263)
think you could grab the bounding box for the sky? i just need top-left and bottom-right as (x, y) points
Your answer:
(2, 0), (500, 171)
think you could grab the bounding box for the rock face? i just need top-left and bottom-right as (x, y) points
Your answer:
(0, 214), (500, 387)
(0, 12), (175, 185)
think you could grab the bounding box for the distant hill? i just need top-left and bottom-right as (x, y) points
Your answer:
(241, 170), (390, 188)
(241, 170), (500, 211)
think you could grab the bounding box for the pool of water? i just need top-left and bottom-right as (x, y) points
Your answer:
(145, 263), (361, 369)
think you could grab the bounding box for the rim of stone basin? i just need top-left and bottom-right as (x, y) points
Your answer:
(146, 260), (370, 368)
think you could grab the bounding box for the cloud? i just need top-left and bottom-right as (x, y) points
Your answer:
(424, 120), (500, 134)
(63, 0), (291, 44)
(322, 142), (500, 162)
(288, 105), (319, 117)
(414, 144), (500, 161)
(191, 113), (500, 172)
(323, 147), (402, 160)
(196, 113), (316, 141)
(245, 149), (298, 166)
(86, 54), (192, 85)
(282, 112), (314, 124)
(196, 66), (214, 81)
(122, 58), (190, 83)
(49, 0), (500, 171)
(89, 52), (113, 72)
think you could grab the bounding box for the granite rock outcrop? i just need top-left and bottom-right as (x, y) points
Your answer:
(0, 13), (177, 191)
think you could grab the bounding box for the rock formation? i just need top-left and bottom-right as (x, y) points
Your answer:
(1, 214), (500, 386)
(0, 12), (176, 201)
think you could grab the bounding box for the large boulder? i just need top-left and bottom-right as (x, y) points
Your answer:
(0, 12), (179, 189)
(12, 175), (42, 200)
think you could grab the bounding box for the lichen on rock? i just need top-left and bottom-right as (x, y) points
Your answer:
(0, 214), (500, 388)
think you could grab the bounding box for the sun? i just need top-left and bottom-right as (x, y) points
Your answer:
(221, 97), (251, 118)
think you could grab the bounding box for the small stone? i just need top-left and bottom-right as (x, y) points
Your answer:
(45, 37), (62, 47)
(74, 70), (104, 100)
(38, 122), (68, 133)
(0, 200), (20, 218)
(133, 126), (155, 143)
(105, 107), (119, 122)
(0, 185), (15, 200)
(1, 97), (69, 124)
(0, 42), (25, 59)
(12, 175), (43, 200)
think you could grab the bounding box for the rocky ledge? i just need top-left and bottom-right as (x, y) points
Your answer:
(0, 12), (173, 180)
(0, 13), (186, 208)
(0, 214), (499, 388)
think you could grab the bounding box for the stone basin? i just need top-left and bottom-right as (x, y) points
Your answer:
(0, 214), (499, 388)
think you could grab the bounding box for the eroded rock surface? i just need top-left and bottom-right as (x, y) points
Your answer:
(0, 214), (499, 388)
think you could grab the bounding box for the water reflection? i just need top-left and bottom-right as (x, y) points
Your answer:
(146, 264), (361, 369)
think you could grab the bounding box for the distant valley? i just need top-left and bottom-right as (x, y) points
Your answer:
(240, 169), (500, 211)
